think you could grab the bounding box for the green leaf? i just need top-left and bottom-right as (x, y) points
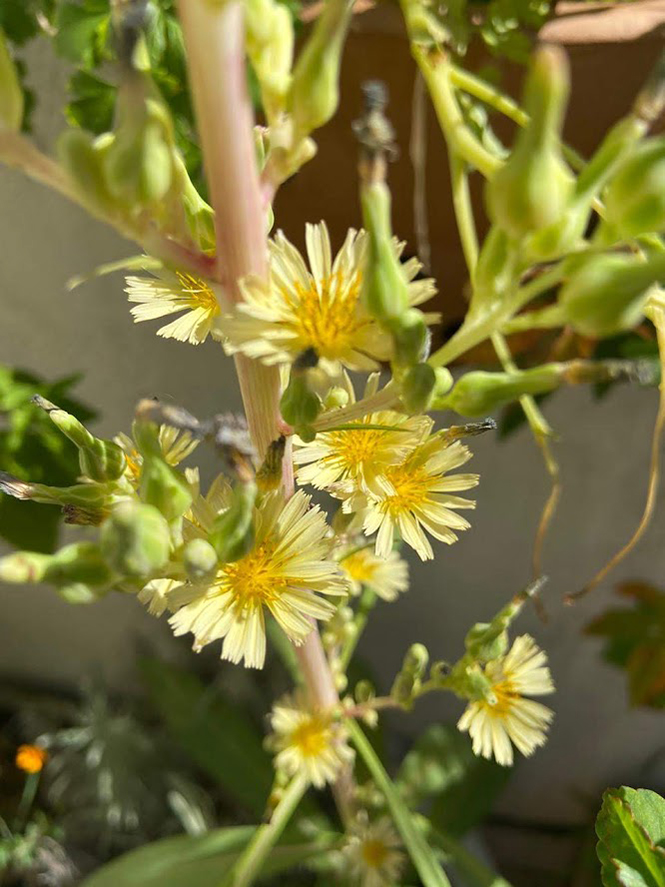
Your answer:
(596, 787), (665, 887)
(397, 725), (510, 837)
(82, 825), (334, 887)
(348, 719), (452, 887)
(586, 583), (665, 709)
(65, 70), (115, 134)
(54, 0), (110, 68)
(139, 658), (274, 817)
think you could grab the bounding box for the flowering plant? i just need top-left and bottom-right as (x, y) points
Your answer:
(1, 1), (665, 884)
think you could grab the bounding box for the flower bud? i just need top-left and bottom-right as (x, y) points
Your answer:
(33, 396), (126, 482)
(209, 481), (257, 564)
(391, 642), (429, 708)
(104, 98), (175, 211)
(0, 30), (23, 131)
(57, 129), (116, 216)
(134, 421), (193, 521)
(486, 45), (573, 244)
(437, 366), (563, 417)
(360, 180), (410, 322)
(100, 501), (171, 578)
(400, 362), (437, 413)
(58, 584), (104, 605)
(280, 370), (323, 430)
(472, 227), (522, 313)
(44, 542), (114, 588)
(246, 0), (294, 122)
(289, 1), (350, 140)
(183, 538), (218, 582)
(0, 551), (49, 584)
(387, 309), (430, 367)
(0, 471), (113, 509)
(603, 137), (665, 240)
(559, 252), (665, 338)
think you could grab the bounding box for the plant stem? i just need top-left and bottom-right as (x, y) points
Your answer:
(339, 586), (377, 672)
(220, 772), (309, 887)
(177, 0), (351, 828)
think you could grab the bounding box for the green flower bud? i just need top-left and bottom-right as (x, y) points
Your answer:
(437, 366), (563, 417)
(391, 642), (429, 708)
(0, 30), (23, 131)
(104, 98), (175, 210)
(100, 501), (171, 578)
(603, 138), (665, 240)
(44, 542), (114, 588)
(465, 622), (508, 663)
(486, 45), (573, 244)
(387, 309), (430, 366)
(360, 180), (410, 322)
(57, 129), (116, 215)
(400, 362), (437, 413)
(209, 481), (257, 564)
(0, 471), (113, 510)
(33, 396), (126, 482)
(472, 227), (523, 313)
(280, 371), (322, 430)
(560, 252), (665, 338)
(183, 538), (218, 582)
(289, 0), (351, 139)
(0, 551), (50, 584)
(134, 421), (193, 521)
(324, 386), (350, 410)
(58, 584), (104, 605)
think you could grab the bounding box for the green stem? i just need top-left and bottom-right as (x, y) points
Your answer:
(428, 265), (565, 368)
(348, 720), (452, 887)
(339, 586), (377, 672)
(220, 773), (309, 887)
(15, 772), (40, 831)
(448, 150), (479, 275)
(428, 825), (514, 887)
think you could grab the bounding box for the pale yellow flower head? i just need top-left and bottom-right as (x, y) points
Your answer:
(343, 817), (406, 887)
(458, 634), (555, 767)
(268, 693), (354, 788)
(219, 222), (436, 373)
(337, 545), (409, 601)
(357, 436), (479, 561)
(125, 269), (222, 345)
(294, 374), (431, 494)
(168, 490), (347, 668)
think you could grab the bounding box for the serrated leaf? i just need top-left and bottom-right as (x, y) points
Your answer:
(596, 787), (665, 887)
(82, 825), (334, 887)
(139, 658), (274, 817)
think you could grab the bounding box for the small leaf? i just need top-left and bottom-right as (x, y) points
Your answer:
(596, 787), (665, 887)
(54, 0), (110, 68)
(65, 70), (115, 134)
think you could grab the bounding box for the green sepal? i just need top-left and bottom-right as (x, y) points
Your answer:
(209, 481), (257, 564)
(100, 501), (171, 579)
(436, 365), (564, 417)
(360, 179), (410, 323)
(134, 421), (193, 521)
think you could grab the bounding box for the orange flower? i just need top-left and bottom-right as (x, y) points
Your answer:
(15, 744), (48, 774)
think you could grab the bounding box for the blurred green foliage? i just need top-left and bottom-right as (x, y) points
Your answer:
(0, 366), (94, 553)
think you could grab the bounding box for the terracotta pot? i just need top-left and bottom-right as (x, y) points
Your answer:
(274, 3), (665, 323)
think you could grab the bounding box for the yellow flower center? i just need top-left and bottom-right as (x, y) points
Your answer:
(382, 462), (430, 516)
(326, 427), (389, 473)
(287, 272), (366, 359)
(341, 550), (377, 584)
(221, 542), (289, 608)
(176, 271), (219, 315)
(290, 715), (331, 758)
(361, 839), (390, 870)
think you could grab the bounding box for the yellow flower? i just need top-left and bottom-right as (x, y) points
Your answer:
(343, 817), (405, 887)
(125, 269), (221, 345)
(169, 491), (347, 668)
(15, 744), (48, 774)
(268, 693), (354, 788)
(457, 635), (555, 767)
(337, 545), (408, 601)
(219, 222), (436, 372)
(294, 375), (431, 494)
(115, 425), (199, 486)
(358, 437), (479, 561)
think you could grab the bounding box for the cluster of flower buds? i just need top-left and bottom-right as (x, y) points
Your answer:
(57, 11), (213, 251)
(280, 348), (324, 439)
